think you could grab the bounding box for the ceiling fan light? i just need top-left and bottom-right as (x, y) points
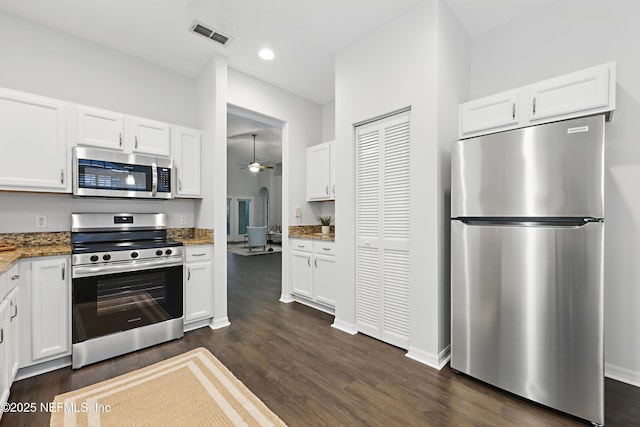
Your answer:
(249, 162), (261, 173)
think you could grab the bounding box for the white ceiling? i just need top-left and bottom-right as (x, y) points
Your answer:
(0, 0), (562, 166)
(0, 0), (561, 106)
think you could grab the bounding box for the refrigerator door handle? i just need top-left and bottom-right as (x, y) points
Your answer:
(455, 217), (603, 227)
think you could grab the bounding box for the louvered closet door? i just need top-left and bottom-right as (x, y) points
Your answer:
(355, 111), (411, 349)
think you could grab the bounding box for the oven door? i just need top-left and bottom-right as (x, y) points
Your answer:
(72, 259), (183, 343)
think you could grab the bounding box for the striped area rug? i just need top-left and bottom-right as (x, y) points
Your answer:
(50, 348), (286, 427)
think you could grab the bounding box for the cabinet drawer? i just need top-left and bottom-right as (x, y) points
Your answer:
(314, 241), (335, 255)
(290, 240), (312, 252)
(185, 246), (212, 262)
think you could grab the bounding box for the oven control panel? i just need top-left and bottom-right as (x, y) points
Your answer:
(72, 246), (184, 266)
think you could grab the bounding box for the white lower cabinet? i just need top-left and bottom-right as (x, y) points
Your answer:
(6, 287), (19, 381)
(290, 239), (336, 313)
(19, 256), (71, 369)
(0, 264), (20, 412)
(0, 299), (9, 409)
(313, 243), (336, 307)
(291, 240), (313, 298)
(184, 246), (213, 329)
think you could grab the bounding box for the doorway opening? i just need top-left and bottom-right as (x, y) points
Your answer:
(226, 105), (283, 293)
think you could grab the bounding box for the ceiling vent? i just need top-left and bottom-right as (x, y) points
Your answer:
(190, 20), (232, 47)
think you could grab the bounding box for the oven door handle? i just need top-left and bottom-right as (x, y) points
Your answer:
(72, 257), (183, 278)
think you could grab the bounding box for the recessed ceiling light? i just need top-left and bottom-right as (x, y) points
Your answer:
(258, 48), (275, 60)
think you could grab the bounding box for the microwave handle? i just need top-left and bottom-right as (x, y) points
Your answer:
(152, 163), (158, 197)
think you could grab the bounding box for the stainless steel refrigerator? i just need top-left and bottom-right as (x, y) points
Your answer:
(450, 115), (605, 425)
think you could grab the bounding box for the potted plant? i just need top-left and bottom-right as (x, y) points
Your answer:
(317, 215), (333, 235)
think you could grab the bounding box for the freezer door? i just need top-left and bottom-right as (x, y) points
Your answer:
(451, 115), (604, 218)
(450, 220), (604, 425)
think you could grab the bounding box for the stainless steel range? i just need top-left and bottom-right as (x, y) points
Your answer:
(71, 213), (184, 369)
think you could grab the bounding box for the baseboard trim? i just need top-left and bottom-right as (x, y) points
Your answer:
(331, 319), (357, 335)
(293, 295), (335, 315)
(406, 345), (451, 371)
(209, 316), (231, 329)
(605, 362), (640, 388)
(16, 356), (72, 381)
(184, 318), (213, 332)
(279, 294), (295, 303)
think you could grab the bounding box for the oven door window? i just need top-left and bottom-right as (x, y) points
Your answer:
(72, 266), (183, 343)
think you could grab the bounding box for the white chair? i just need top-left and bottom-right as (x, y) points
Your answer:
(246, 226), (267, 251)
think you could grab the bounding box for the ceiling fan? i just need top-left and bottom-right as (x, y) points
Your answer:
(245, 133), (273, 173)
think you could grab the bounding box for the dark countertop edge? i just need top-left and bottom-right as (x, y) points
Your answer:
(0, 237), (214, 274)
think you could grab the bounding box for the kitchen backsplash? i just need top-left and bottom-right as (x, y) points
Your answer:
(0, 231), (70, 246)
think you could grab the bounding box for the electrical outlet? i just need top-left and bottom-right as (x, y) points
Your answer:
(180, 215), (187, 225)
(36, 215), (48, 228)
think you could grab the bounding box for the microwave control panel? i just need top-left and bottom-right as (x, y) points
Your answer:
(158, 167), (171, 193)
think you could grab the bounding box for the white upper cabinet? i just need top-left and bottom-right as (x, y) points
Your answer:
(127, 116), (171, 157)
(73, 105), (125, 150)
(72, 105), (171, 156)
(460, 90), (519, 136)
(0, 88), (69, 193)
(171, 126), (202, 198)
(459, 62), (616, 139)
(307, 140), (335, 201)
(528, 64), (611, 122)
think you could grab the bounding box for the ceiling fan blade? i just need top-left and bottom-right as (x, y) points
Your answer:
(259, 165), (274, 170)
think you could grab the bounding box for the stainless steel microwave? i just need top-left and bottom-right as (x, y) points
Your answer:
(72, 147), (173, 199)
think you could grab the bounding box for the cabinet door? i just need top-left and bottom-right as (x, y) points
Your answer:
(329, 141), (336, 199)
(291, 250), (313, 298)
(314, 254), (336, 307)
(0, 300), (9, 407)
(459, 90), (519, 137)
(529, 65), (611, 122)
(127, 116), (171, 157)
(0, 89), (68, 192)
(75, 105), (124, 150)
(185, 261), (213, 323)
(7, 287), (19, 381)
(172, 126), (202, 197)
(307, 142), (332, 201)
(31, 258), (70, 361)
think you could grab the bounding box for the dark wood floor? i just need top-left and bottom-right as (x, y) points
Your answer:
(3, 252), (639, 426)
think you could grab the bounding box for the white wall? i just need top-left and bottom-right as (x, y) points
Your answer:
(195, 54), (229, 329)
(0, 12), (197, 127)
(322, 101), (336, 141)
(469, 0), (640, 386)
(227, 69), (323, 300)
(334, 0), (469, 368)
(0, 11), (199, 232)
